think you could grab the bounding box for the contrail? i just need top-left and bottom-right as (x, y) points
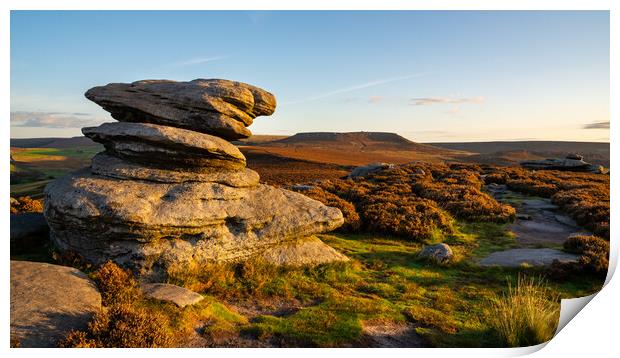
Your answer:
(174, 55), (228, 67)
(281, 73), (427, 105)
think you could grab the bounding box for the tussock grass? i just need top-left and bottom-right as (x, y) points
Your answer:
(487, 275), (560, 347)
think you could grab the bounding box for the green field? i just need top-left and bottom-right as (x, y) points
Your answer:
(10, 145), (102, 198)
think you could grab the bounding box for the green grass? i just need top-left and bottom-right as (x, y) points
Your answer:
(156, 224), (604, 347)
(12, 147), (102, 161)
(10, 145), (103, 197)
(487, 275), (560, 347)
(10, 179), (54, 199)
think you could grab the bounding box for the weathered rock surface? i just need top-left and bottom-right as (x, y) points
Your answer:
(85, 79), (276, 140)
(83, 122), (246, 170)
(360, 321), (425, 348)
(349, 162), (395, 178)
(260, 236), (349, 267)
(45, 169), (344, 278)
(418, 243), (453, 264)
(520, 156), (603, 173)
(46, 78), (346, 278)
(479, 248), (578, 267)
(141, 283), (204, 308)
(10, 213), (49, 253)
(10, 261), (101, 347)
(91, 152), (260, 187)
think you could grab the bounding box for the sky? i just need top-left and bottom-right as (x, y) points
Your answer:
(10, 11), (610, 142)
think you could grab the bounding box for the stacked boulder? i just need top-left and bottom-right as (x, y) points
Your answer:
(44, 79), (345, 279)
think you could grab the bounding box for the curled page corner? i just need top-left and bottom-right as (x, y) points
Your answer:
(555, 293), (597, 335)
(552, 235), (617, 339)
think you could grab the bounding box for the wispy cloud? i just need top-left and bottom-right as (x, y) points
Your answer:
(173, 55), (228, 67)
(410, 96), (485, 106)
(283, 73), (426, 105)
(444, 107), (459, 116)
(368, 96), (383, 103)
(583, 121), (610, 129)
(11, 111), (104, 128)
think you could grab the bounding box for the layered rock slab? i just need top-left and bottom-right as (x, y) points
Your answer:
(10, 261), (101, 347)
(479, 248), (578, 267)
(83, 122), (246, 170)
(44, 169), (344, 278)
(91, 153), (260, 186)
(84, 79), (276, 140)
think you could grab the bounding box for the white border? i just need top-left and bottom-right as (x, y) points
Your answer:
(2, 1), (617, 357)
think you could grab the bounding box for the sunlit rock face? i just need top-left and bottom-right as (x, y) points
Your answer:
(45, 79), (345, 280)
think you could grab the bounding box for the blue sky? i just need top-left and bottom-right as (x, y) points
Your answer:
(10, 11), (609, 142)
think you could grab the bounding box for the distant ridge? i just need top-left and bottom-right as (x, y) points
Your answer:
(430, 141), (610, 167)
(270, 131), (451, 154)
(429, 141), (609, 154)
(11, 136), (98, 148)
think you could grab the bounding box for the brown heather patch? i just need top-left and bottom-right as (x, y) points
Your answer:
(59, 303), (174, 348)
(551, 235), (609, 280)
(10, 195), (44, 214)
(299, 163), (515, 241)
(291, 186), (362, 232)
(92, 261), (140, 306)
(60, 262), (174, 348)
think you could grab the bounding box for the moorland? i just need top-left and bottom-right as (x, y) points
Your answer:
(10, 132), (610, 348)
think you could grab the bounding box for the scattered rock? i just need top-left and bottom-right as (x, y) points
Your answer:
(10, 261), (101, 347)
(418, 243), (453, 264)
(360, 320), (425, 348)
(479, 248), (578, 267)
(566, 153), (583, 160)
(521, 199), (558, 211)
(349, 162), (394, 178)
(260, 236), (349, 267)
(10, 213), (49, 253)
(290, 184), (316, 192)
(554, 214), (578, 227)
(517, 214), (532, 220)
(141, 283), (204, 308)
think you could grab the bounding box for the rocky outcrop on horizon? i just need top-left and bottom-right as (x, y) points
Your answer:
(520, 154), (607, 173)
(44, 79), (344, 280)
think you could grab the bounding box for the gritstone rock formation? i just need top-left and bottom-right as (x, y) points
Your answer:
(44, 79), (345, 280)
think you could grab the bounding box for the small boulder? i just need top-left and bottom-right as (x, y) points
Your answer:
(290, 184), (316, 192)
(418, 243), (453, 264)
(349, 162), (394, 178)
(141, 283), (204, 308)
(10, 261), (101, 347)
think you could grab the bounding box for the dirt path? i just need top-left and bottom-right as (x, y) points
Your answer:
(480, 183), (583, 267)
